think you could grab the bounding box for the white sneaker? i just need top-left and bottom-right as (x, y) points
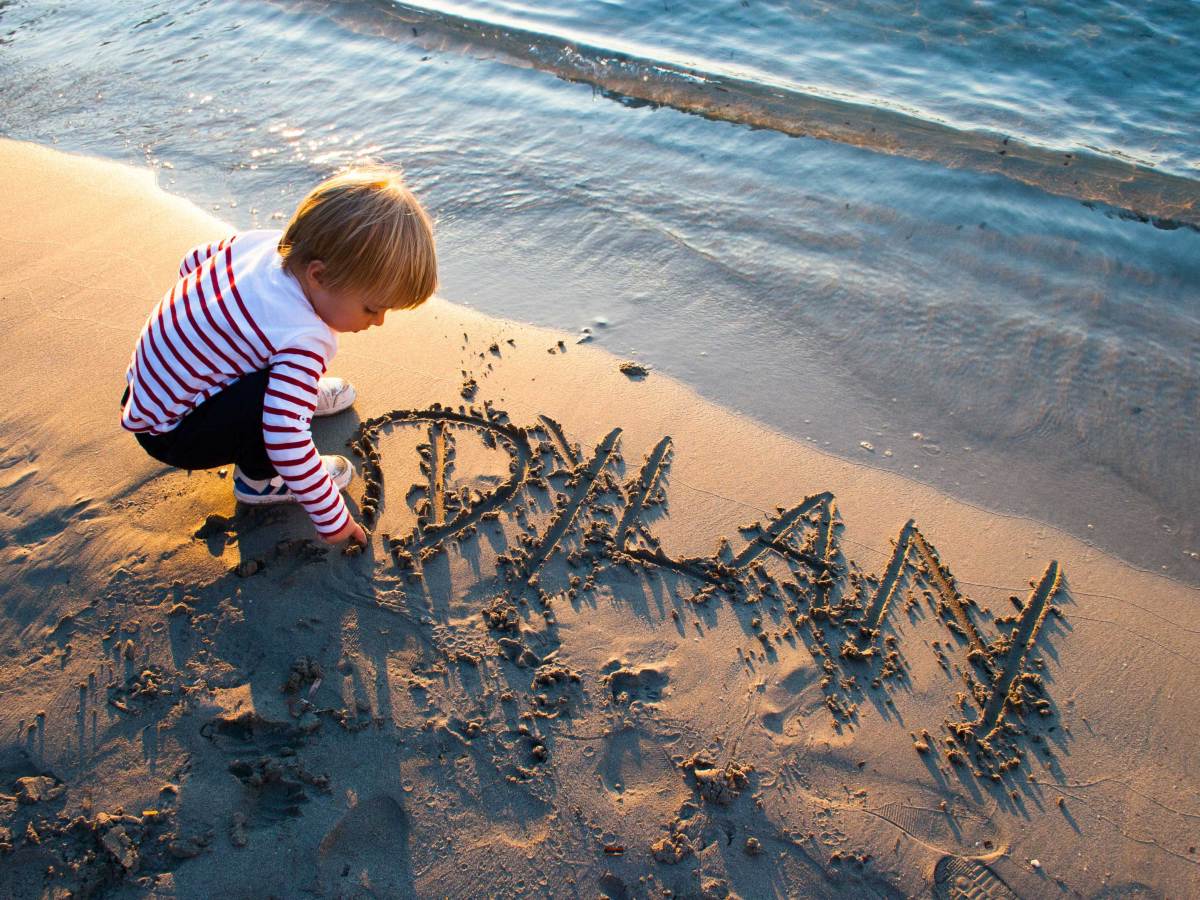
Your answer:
(315, 377), (356, 416)
(233, 454), (354, 505)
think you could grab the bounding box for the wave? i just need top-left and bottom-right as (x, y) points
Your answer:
(324, 0), (1200, 230)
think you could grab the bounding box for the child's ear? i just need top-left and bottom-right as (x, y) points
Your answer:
(306, 259), (327, 286)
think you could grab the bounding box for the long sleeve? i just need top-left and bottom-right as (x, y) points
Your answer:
(261, 346), (351, 537)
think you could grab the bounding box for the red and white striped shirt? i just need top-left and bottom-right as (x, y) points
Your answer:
(121, 230), (350, 537)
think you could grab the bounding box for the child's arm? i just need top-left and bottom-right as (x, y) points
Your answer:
(178, 235), (237, 280)
(261, 347), (359, 543)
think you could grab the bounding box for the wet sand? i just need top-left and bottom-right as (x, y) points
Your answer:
(1, 138), (1198, 898)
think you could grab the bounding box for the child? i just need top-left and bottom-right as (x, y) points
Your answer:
(120, 167), (437, 545)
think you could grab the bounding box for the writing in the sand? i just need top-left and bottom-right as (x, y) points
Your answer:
(347, 406), (1066, 774)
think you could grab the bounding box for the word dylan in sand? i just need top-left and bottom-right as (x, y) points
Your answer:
(337, 400), (1067, 782)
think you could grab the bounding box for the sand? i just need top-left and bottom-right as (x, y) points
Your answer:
(1, 138), (1197, 899)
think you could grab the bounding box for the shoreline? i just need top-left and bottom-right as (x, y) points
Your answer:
(18, 133), (1198, 589)
(351, 0), (1200, 226)
(1, 139), (1198, 897)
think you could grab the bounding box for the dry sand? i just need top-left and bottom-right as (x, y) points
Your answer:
(1, 138), (1197, 899)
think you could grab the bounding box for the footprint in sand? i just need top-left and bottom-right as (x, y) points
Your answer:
(867, 799), (1004, 858)
(201, 710), (326, 826)
(760, 663), (822, 735)
(595, 725), (675, 798)
(318, 794), (410, 863)
(933, 854), (1020, 899)
(316, 794), (416, 894)
(603, 664), (669, 704)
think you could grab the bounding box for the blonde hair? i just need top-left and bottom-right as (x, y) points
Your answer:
(278, 166), (437, 310)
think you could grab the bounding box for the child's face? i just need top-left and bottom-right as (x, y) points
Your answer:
(321, 285), (389, 334)
(300, 260), (390, 333)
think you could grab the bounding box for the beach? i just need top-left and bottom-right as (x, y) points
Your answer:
(5, 0), (1199, 588)
(1, 139), (1198, 897)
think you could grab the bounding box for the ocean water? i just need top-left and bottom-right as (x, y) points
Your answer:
(1, 0), (1197, 582)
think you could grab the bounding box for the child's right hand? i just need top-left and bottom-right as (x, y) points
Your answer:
(324, 519), (367, 546)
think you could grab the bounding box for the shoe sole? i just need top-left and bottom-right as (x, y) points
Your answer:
(233, 459), (354, 505)
(233, 488), (297, 506)
(314, 383), (357, 417)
